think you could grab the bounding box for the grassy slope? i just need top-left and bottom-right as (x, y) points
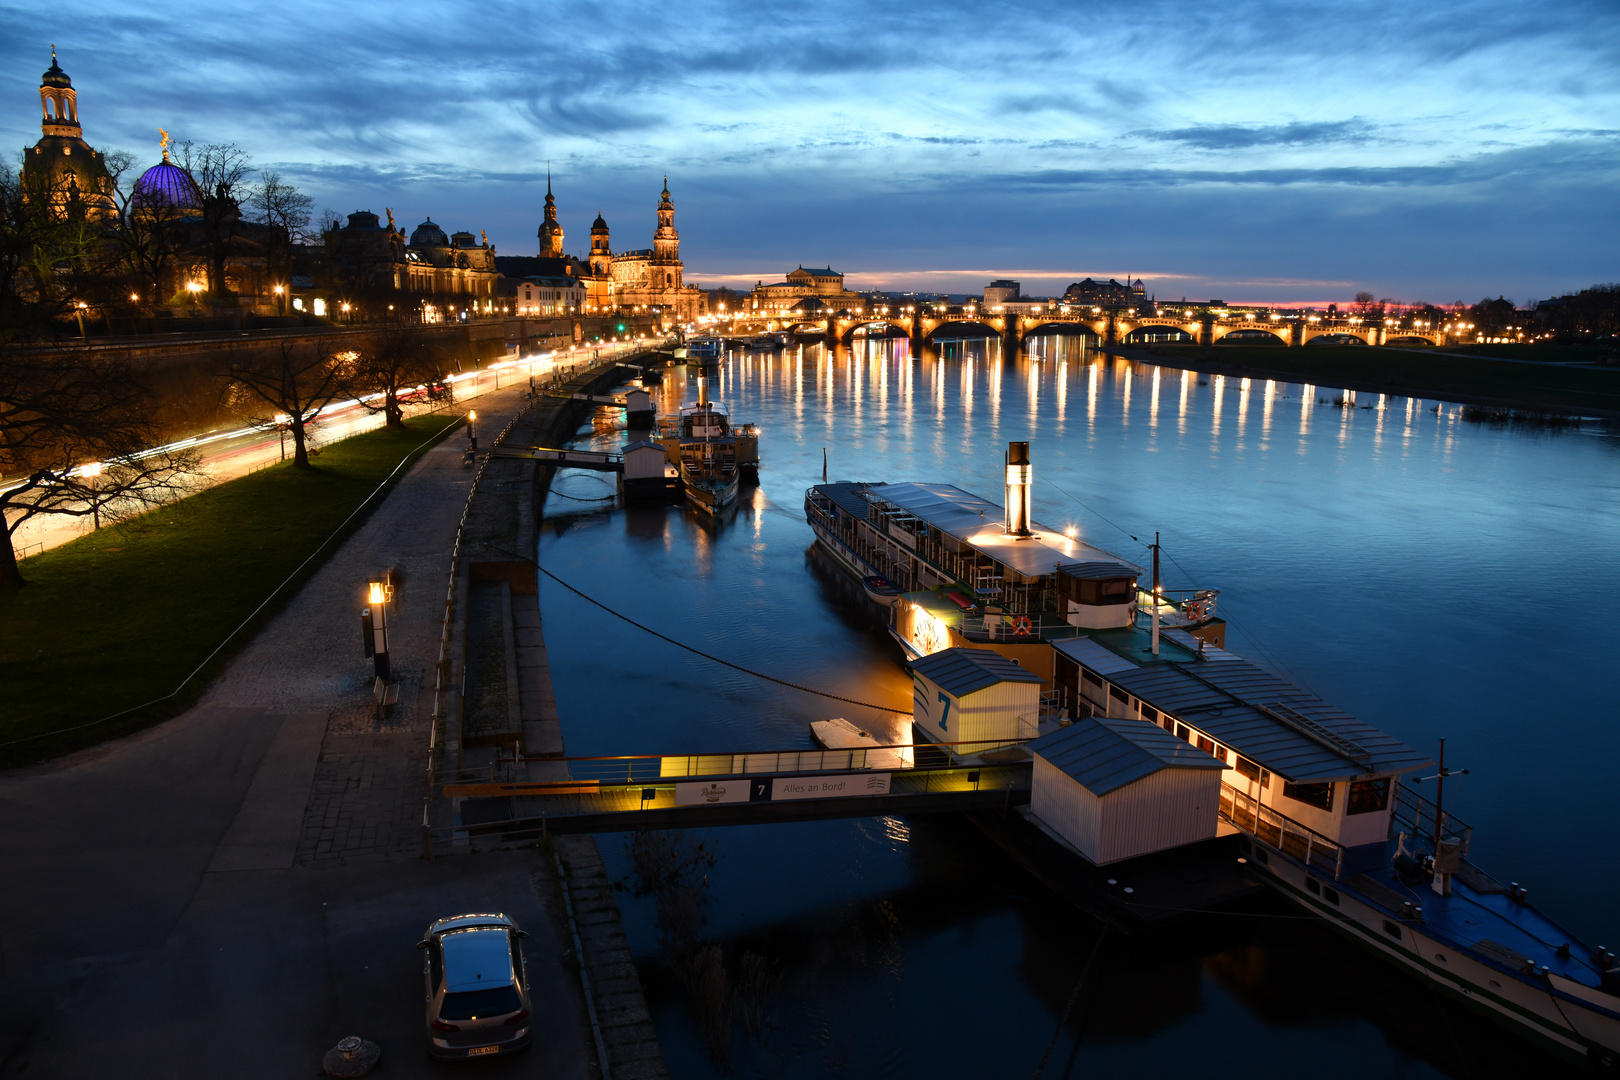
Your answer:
(0, 415), (459, 766)
(1140, 345), (1620, 415)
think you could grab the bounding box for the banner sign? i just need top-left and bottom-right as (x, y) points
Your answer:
(772, 773), (891, 801)
(675, 773), (893, 807)
(674, 779), (751, 806)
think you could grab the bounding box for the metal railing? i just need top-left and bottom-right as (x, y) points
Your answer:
(1219, 782), (1344, 878)
(1391, 780), (1472, 857)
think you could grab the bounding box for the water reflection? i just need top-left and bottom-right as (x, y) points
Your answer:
(543, 342), (1618, 1080)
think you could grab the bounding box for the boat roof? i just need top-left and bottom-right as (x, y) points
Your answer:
(680, 400), (729, 414)
(1054, 636), (1141, 675)
(1058, 560), (1140, 580)
(864, 482), (1139, 580)
(911, 646), (1043, 696)
(1086, 645), (1429, 783)
(1031, 715), (1228, 797)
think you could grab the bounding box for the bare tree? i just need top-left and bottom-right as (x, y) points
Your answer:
(223, 339), (352, 468)
(101, 148), (183, 316)
(0, 345), (198, 589)
(0, 160), (103, 337)
(346, 321), (453, 428)
(248, 170), (313, 294)
(1353, 291), (1376, 315)
(176, 142), (254, 297)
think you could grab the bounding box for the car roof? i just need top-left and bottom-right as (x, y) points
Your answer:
(441, 927), (515, 993)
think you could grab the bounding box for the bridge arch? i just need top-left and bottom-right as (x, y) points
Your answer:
(925, 319), (1002, 341)
(1301, 327), (1373, 346)
(1123, 323), (1196, 344)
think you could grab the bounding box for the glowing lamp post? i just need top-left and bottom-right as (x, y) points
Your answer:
(467, 410), (478, 451)
(362, 578), (391, 681)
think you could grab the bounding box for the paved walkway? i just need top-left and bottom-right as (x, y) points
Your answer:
(0, 380), (590, 1077)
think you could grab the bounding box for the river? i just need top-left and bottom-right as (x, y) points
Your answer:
(537, 337), (1620, 1079)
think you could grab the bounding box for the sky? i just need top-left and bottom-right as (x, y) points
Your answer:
(3, 0), (1618, 305)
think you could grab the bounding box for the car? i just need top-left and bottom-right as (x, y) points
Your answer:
(417, 912), (533, 1060)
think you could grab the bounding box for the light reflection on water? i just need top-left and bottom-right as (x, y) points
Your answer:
(540, 341), (1618, 1080)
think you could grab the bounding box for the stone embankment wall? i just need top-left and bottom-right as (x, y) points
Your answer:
(442, 352), (671, 1080)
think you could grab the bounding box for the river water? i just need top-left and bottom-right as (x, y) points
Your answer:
(537, 338), (1620, 1079)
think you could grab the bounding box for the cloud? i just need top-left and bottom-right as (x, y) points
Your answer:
(1135, 119), (1378, 150)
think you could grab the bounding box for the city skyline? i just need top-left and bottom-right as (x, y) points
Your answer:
(3, 0), (1617, 305)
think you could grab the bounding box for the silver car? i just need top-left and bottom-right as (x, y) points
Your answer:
(417, 912), (533, 1060)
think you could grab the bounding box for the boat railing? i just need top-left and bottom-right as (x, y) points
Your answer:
(1137, 587), (1220, 624)
(1220, 781), (1345, 879)
(1391, 780), (1472, 857)
(932, 608), (1088, 643)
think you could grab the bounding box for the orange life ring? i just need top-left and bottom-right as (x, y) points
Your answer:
(1013, 616), (1033, 637)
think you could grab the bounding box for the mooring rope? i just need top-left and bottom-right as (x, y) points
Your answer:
(536, 564), (908, 714)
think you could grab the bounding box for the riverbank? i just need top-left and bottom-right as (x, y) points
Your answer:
(0, 415), (459, 766)
(1118, 343), (1620, 418)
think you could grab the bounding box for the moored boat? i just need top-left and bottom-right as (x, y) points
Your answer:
(860, 574), (901, 606)
(803, 440), (1620, 1072)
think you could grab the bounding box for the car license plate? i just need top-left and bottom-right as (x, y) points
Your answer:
(468, 1046), (499, 1057)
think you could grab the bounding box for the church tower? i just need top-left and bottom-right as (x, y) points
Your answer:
(589, 211), (611, 277)
(537, 168), (564, 258)
(24, 47), (115, 219)
(653, 177), (678, 264)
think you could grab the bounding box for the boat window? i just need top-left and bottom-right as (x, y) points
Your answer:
(1435, 953), (1447, 964)
(1306, 878), (1320, 895)
(1384, 921), (1403, 941)
(1322, 886), (1340, 905)
(1283, 781), (1334, 813)
(1235, 756), (1259, 782)
(1347, 778), (1390, 815)
(1101, 579), (1130, 597)
(1140, 704), (1159, 723)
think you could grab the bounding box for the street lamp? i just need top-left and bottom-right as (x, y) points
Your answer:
(467, 410), (478, 451)
(74, 301), (88, 343)
(273, 283), (285, 315)
(362, 578), (391, 681)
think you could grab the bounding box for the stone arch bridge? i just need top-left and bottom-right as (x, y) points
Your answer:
(729, 310), (1445, 352)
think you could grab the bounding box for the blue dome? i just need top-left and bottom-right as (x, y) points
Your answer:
(132, 159), (201, 211)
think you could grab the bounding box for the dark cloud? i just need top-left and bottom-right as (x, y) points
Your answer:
(1136, 119), (1378, 150)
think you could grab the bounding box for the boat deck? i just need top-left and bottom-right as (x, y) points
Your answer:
(1347, 853), (1612, 992)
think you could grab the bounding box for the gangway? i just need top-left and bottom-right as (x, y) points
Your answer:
(489, 446), (624, 471)
(445, 740), (1034, 836)
(547, 391), (631, 407)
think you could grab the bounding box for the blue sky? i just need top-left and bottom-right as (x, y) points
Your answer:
(4, 0), (1617, 304)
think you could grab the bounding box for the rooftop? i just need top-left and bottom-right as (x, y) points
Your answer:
(1031, 715), (1228, 797)
(911, 646), (1043, 697)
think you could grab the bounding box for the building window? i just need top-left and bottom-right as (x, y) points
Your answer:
(1175, 723), (1190, 742)
(1161, 715), (1175, 733)
(1283, 781), (1334, 813)
(1347, 778), (1390, 815)
(1081, 669), (1102, 688)
(1196, 735), (1215, 755)
(1109, 686), (1128, 704)
(1140, 703), (1159, 723)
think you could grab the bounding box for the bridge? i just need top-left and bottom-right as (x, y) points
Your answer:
(446, 740), (1033, 836)
(490, 445), (624, 471)
(716, 308), (1446, 354)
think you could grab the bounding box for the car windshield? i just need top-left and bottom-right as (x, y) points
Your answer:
(439, 986), (522, 1021)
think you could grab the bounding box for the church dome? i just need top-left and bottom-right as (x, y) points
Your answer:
(132, 159), (202, 212)
(591, 212), (609, 232)
(411, 218), (449, 247)
(42, 55), (72, 89)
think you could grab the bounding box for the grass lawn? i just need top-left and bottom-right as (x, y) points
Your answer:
(1142, 345), (1620, 415)
(1434, 343), (1612, 364)
(0, 415), (460, 767)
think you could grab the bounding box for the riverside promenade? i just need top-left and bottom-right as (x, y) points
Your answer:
(0, 357), (666, 1078)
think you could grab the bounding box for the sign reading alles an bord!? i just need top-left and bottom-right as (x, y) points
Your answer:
(675, 773), (892, 806)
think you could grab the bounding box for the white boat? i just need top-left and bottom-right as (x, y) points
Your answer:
(809, 718), (913, 771)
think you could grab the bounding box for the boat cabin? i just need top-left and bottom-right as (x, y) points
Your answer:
(1056, 561), (1139, 629)
(1051, 628), (1428, 866)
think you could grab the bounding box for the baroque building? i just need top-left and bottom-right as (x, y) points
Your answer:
(542, 177), (701, 321)
(749, 266), (862, 314)
(326, 209), (498, 311)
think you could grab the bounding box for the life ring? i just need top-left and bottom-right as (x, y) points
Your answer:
(1013, 616), (1033, 637)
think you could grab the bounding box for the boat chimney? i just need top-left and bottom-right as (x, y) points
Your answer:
(1005, 441), (1032, 537)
